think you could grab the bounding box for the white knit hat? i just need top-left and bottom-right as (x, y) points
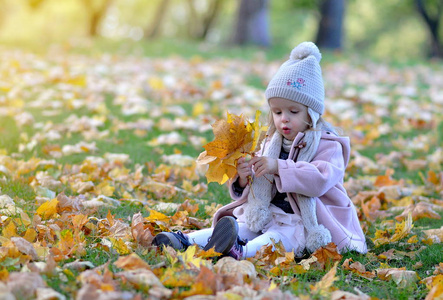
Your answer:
(265, 42), (325, 115)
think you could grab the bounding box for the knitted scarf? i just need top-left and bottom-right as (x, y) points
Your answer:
(243, 109), (332, 252)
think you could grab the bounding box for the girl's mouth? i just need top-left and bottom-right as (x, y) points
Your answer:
(282, 127), (291, 134)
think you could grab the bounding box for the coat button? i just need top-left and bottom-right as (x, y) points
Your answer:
(326, 131), (330, 134)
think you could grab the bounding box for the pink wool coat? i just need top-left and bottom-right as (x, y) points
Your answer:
(213, 131), (368, 254)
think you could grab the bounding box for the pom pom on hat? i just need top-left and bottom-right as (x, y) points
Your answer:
(290, 41), (322, 63)
(265, 41), (325, 115)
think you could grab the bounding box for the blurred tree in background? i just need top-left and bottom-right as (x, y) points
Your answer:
(315, 0), (345, 50)
(415, 0), (442, 57)
(0, 0), (441, 60)
(231, 0), (271, 47)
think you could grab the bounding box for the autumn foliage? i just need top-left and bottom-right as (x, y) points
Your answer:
(197, 111), (267, 184)
(0, 47), (442, 299)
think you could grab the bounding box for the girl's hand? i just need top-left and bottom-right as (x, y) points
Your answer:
(237, 156), (252, 188)
(249, 156), (278, 178)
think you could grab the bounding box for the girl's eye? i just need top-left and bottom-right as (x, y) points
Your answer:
(291, 111), (299, 114)
(273, 111), (281, 115)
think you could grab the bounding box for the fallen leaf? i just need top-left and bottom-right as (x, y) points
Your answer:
(36, 198), (59, 220)
(215, 256), (256, 279)
(310, 243), (343, 271)
(311, 261), (339, 297)
(114, 269), (164, 291)
(395, 201), (441, 222)
(113, 253), (151, 271)
(7, 272), (46, 299)
(131, 213), (154, 248)
(342, 258), (376, 279)
(377, 268), (419, 288)
(11, 237), (39, 260)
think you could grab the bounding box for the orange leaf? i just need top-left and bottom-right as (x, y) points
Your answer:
(72, 214), (89, 231)
(311, 243), (343, 271)
(427, 170), (440, 185)
(342, 258), (376, 279)
(114, 253), (151, 270)
(180, 266), (218, 297)
(374, 169), (401, 187)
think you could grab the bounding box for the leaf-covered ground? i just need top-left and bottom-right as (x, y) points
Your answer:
(0, 46), (442, 299)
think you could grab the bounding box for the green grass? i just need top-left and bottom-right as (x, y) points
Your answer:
(0, 39), (442, 299)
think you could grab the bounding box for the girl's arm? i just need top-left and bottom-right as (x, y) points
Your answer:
(274, 140), (345, 197)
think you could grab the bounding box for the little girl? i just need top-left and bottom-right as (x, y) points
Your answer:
(152, 42), (367, 259)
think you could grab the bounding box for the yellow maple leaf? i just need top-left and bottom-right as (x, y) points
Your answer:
(371, 228), (391, 247)
(147, 209), (170, 223)
(36, 198), (59, 220)
(109, 237), (131, 255)
(3, 221), (17, 238)
(391, 213), (413, 243)
(197, 111), (267, 184)
(177, 245), (210, 270)
(23, 228), (37, 243)
(94, 180), (115, 197)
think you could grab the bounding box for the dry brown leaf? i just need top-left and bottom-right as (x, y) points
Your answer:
(64, 260), (95, 272)
(395, 201), (442, 222)
(331, 289), (371, 300)
(7, 272), (46, 299)
(113, 253), (151, 271)
(310, 243), (343, 271)
(131, 213), (154, 248)
(56, 193), (83, 213)
(11, 237), (39, 260)
(35, 287), (66, 300)
(342, 258), (376, 279)
(114, 269), (164, 290)
(76, 284), (99, 300)
(215, 256), (257, 279)
(423, 226), (443, 242)
(434, 263), (443, 275)
(377, 268), (419, 288)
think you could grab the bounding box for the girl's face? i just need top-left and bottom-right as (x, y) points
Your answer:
(269, 97), (310, 141)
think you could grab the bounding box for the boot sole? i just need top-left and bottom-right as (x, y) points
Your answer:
(203, 216), (238, 255)
(152, 233), (183, 250)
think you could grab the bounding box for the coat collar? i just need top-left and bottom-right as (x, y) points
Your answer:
(288, 130), (351, 166)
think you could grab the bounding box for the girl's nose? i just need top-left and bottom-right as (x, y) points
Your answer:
(281, 112), (289, 122)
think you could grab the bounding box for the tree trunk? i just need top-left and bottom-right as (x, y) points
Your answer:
(186, 0), (198, 38)
(315, 0), (346, 50)
(186, 0), (223, 39)
(232, 0), (270, 47)
(200, 0), (223, 40)
(146, 0), (170, 39)
(415, 0), (443, 58)
(82, 0), (112, 37)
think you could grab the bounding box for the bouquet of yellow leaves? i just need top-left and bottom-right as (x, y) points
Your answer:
(197, 111), (268, 184)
